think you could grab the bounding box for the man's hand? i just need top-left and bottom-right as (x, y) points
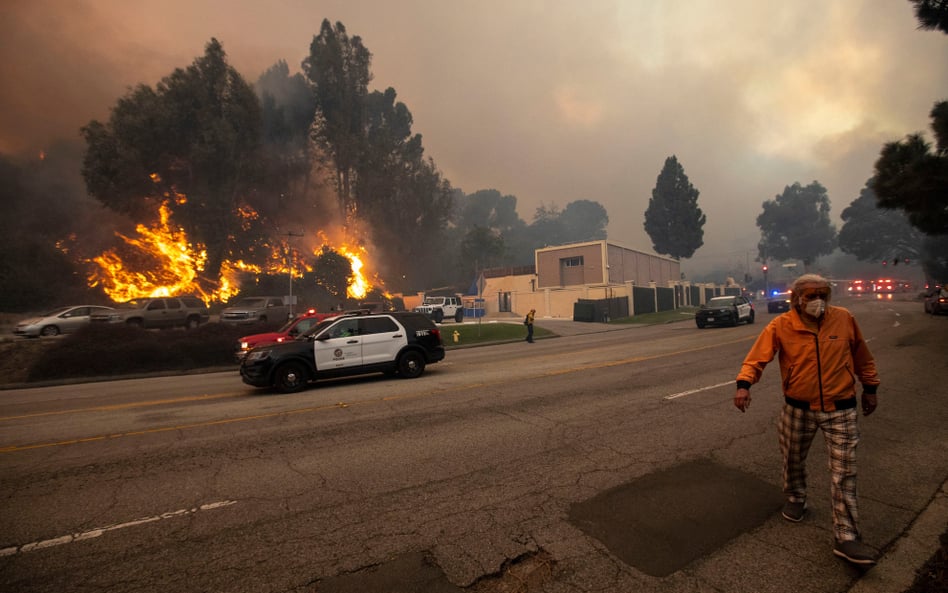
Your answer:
(735, 387), (751, 413)
(861, 392), (878, 416)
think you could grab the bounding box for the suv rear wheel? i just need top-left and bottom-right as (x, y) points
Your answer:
(454, 310), (463, 322)
(397, 350), (426, 378)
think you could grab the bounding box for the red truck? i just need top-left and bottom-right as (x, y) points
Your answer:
(235, 308), (341, 361)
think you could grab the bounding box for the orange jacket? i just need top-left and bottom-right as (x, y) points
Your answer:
(736, 305), (879, 411)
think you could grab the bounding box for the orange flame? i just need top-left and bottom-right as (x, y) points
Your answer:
(87, 201), (218, 302)
(336, 243), (370, 299)
(86, 200), (384, 305)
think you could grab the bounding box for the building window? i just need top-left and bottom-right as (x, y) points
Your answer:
(562, 256), (584, 268)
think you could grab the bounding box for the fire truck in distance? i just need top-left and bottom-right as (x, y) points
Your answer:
(847, 280), (869, 294)
(847, 278), (911, 295)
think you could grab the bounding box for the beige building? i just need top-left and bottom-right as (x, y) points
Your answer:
(402, 240), (731, 320)
(477, 240), (690, 319)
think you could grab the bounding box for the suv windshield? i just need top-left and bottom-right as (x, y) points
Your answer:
(709, 297), (736, 306)
(301, 317), (341, 339)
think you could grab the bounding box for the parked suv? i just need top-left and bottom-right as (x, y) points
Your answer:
(240, 311), (445, 393)
(696, 295), (755, 328)
(235, 308), (342, 361)
(924, 286), (948, 315)
(90, 296), (210, 329)
(220, 296), (292, 326)
(413, 295), (464, 323)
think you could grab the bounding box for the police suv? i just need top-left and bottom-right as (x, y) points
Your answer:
(239, 311), (446, 393)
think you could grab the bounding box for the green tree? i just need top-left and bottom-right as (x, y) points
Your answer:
(561, 199), (609, 243)
(302, 19), (372, 221)
(921, 234), (948, 282)
(256, 60), (315, 149)
(311, 246), (353, 301)
(457, 189), (523, 234)
(643, 155), (706, 259)
(529, 203), (567, 248)
(81, 38), (262, 284)
(756, 181), (838, 270)
(838, 179), (924, 264)
(355, 87), (455, 292)
(871, 101), (948, 236)
(910, 0), (948, 33)
(455, 189), (534, 266)
(458, 226), (506, 281)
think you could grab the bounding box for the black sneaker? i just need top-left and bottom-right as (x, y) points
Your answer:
(833, 539), (878, 566)
(781, 500), (806, 522)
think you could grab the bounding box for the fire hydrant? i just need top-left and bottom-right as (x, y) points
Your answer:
(453, 330), (460, 343)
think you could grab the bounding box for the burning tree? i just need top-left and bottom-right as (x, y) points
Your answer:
(78, 24), (455, 304)
(81, 38), (263, 292)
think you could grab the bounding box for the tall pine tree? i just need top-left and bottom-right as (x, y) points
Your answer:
(643, 155), (705, 259)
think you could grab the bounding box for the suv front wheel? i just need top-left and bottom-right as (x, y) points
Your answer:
(432, 310), (444, 323)
(274, 362), (308, 393)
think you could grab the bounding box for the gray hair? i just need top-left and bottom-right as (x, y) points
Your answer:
(790, 273), (832, 307)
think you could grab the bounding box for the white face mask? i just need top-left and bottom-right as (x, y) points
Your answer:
(804, 298), (826, 318)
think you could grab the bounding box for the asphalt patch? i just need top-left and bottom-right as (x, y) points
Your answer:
(569, 458), (782, 577)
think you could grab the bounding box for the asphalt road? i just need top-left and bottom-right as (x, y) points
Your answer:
(0, 298), (945, 593)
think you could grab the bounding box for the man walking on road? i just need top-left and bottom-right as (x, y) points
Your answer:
(734, 273), (881, 566)
(524, 309), (535, 343)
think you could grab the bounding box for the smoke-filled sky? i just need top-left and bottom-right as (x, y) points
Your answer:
(2, 0), (946, 274)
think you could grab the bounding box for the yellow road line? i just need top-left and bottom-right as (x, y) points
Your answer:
(0, 392), (242, 422)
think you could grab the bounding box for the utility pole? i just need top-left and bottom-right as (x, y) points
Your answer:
(282, 231), (304, 317)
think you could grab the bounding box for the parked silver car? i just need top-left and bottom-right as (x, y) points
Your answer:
(14, 305), (115, 338)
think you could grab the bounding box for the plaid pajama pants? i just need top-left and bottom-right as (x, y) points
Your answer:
(778, 403), (861, 542)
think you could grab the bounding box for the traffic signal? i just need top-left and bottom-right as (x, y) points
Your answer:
(762, 265), (768, 272)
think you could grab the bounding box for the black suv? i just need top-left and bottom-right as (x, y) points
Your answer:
(239, 311), (446, 393)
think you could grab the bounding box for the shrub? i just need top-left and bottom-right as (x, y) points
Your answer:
(27, 323), (248, 382)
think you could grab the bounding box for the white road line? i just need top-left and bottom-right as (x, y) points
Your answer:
(664, 380), (734, 400)
(0, 500), (237, 557)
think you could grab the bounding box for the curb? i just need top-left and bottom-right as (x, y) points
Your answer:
(848, 479), (948, 593)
